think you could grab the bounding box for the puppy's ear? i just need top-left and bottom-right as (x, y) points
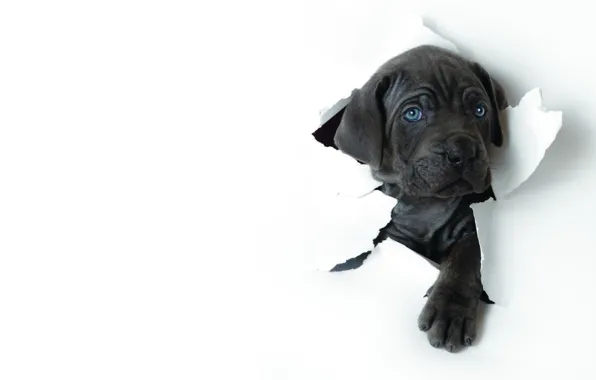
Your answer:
(333, 76), (390, 170)
(472, 63), (508, 147)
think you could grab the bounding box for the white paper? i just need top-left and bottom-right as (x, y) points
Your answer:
(303, 141), (395, 271)
(310, 16), (563, 306)
(489, 88), (563, 199)
(303, 140), (382, 199)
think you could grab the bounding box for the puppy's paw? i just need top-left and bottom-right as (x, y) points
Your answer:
(417, 283), (480, 353)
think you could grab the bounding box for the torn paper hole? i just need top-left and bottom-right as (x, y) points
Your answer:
(306, 15), (562, 306)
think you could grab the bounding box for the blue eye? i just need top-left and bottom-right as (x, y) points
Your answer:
(403, 107), (423, 122)
(474, 104), (486, 118)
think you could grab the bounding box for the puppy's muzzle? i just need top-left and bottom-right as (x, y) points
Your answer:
(442, 134), (478, 172)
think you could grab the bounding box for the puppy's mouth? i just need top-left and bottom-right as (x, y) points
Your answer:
(435, 178), (473, 197)
(435, 170), (491, 197)
(405, 156), (492, 198)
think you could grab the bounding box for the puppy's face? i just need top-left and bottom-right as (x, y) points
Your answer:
(334, 45), (508, 198)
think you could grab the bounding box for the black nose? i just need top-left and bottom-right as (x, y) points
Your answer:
(444, 135), (477, 167)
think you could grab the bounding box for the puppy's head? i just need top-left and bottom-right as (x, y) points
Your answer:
(334, 45), (508, 198)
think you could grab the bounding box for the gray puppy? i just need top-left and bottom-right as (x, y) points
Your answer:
(332, 45), (508, 352)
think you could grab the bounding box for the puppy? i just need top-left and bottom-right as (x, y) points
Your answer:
(332, 45), (508, 352)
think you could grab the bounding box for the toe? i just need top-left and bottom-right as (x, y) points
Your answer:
(427, 318), (448, 348)
(418, 304), (437, 331)
(463, 318), (476, 346)
(445, 317), (464, 352)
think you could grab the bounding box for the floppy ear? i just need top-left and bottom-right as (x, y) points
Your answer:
(333, 76), (390, 170)
(472, 63), (508, 147)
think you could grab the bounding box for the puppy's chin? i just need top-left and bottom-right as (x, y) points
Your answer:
(403, 166), (491, 199)
(434, 178), (474, 198)
(434, 170), (491, 198)
(373, 160), (492, 199)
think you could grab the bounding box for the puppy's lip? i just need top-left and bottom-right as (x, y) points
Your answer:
(470, 169), (492, 193)
(436, 178), (472, 194)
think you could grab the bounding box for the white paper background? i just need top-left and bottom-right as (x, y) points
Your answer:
(1, 1), (595, 379)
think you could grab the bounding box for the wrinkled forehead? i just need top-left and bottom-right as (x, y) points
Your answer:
(384, 60), (488, 107)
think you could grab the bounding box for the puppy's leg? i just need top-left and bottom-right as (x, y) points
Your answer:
(417, 232), (483, 352)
